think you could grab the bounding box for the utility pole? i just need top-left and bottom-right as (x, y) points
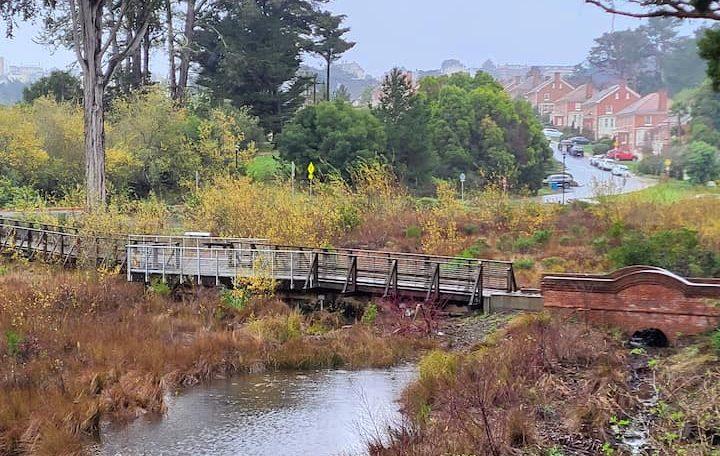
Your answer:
(291, 161), (296, 196)
(562, 150), (567, 205)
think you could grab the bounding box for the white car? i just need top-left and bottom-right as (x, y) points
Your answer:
(543, 128), (563, 139)
(589, 154), (605, 167)
(599, 158), (617, 171)
(612, 164), (631, 177)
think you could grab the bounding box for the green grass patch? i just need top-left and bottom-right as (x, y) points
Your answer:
(246, 154), (281, 182)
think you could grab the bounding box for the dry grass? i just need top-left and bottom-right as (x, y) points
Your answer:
(370, 313), (635, 455)
(0, 263), (423, 455)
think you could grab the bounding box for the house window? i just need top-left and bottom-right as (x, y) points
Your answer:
(575, 103), (582, 111)
(615, 92), (620, 100)
(626, 93), (630, 100)
(644, 115), (652, 126)
(544, 93), (550, 101)
(552, 83), (556, 89)
(606, 106), (613, 114)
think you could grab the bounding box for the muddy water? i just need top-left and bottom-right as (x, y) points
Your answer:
(98, 366), (415, 456)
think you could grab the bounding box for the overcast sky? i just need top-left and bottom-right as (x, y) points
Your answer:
(0, 0), (704, 77)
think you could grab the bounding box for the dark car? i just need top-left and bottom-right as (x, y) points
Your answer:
(543, 173), (576, 189)
(569, 136), (591, 145)
(570, 144), (585, 157)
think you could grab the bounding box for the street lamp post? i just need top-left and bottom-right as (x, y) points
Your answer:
(459, 173), (466, 201)
(562, 150), (567, 205)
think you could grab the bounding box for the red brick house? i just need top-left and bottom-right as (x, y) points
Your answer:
(582, 82), (641, 139)
(553, 83), (594, 130)
(524, 72), (575, 118)
(614, 91), (671, 156)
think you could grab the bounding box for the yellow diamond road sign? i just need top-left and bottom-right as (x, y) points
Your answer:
(664, 159), (672, 168)
(308, 162), (316, 180)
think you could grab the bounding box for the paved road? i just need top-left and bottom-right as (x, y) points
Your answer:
(542, 143), (656, 204)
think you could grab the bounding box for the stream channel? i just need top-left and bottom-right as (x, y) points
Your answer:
(97, 365), (416, 456)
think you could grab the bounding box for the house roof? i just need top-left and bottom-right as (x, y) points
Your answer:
(616, 92), (670, 116)
(524, 76), (574, 95)
(582, 84), (642, 107)
(556, 84), (592, 104)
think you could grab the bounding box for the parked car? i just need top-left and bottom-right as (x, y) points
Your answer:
(569, 136), (591, 145)
(598, 158), (617, 171)
(612, 164), (631, 177)
(569, 144), (585, 157)
(606, 149), (639, 161)
(589, 154), (605, 167)
(559, 139), (574, 152)
(543, 173), (576, 189)
(543, 128), (563, 139)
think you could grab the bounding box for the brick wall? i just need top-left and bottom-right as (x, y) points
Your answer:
(542, 268), (720, 342)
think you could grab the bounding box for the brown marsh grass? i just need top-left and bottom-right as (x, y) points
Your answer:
(0, 264), (422, 455)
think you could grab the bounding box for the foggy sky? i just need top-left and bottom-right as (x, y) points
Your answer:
(0, 0), (701, 77)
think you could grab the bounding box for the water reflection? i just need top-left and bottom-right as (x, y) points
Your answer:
(99, 366), (415, 456)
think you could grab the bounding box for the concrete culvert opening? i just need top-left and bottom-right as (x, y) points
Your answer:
(631, 329), (669, 348)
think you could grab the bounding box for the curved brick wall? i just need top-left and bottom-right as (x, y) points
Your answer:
(542, 267), (720, 342)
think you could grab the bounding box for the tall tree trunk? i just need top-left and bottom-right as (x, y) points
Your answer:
(177, 0), (197, 100)
(325, 56), (331, 101)
(80, 0), (107, 209)
(165, 0), (178, 98)
(142, 30), (151, 85)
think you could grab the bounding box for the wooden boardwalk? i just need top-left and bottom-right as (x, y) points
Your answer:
(1, 218), (518, 305)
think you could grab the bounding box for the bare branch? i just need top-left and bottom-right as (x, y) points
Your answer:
(585, 0), (720, 20)
(68, 0), (88, 71)
(104, 18), (149, 80)
(99, 0), (129, 57)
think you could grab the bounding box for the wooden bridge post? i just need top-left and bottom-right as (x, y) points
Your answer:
(426, 263), (441, 302)
(469, 262), (484, 308)
(342, 255), (358, 294)
(383, 259), (398, 298)
(304, 253), (319, 290)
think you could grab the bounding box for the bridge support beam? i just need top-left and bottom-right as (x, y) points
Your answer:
(383, 260), (398, 298)
(342, 256), (358, 294)
(426, 263), (441, 302)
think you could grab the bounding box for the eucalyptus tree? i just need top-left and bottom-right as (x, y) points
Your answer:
(0, 0), (160, 208)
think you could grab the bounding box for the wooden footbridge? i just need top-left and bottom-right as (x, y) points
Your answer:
(0, 217), (518, 306)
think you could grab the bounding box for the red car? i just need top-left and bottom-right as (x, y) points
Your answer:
(606, 149), (639, 161)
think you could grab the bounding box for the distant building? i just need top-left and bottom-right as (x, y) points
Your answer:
(614, 90), (671, 155)
(8, 64), (45, 84)
(524, 72), (575, 117)
(440, 59), (468, 75)
(553, 83), (595, 130)
(0, 57), (5, 76)
(581, 82), (641, 139)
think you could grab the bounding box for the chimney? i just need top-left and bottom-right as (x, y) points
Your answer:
(554, 72), (561, 83)
(585, 83), (594, 100)
(658, 90), (668, 112)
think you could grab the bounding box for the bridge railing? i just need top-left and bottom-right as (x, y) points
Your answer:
(126, 243), (516, 303)
(0, 217), (126, 268)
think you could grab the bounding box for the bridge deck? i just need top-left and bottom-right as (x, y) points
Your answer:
(1, 217), (517, 305)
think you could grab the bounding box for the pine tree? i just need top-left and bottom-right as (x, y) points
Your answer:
(313, 12), (355, 102)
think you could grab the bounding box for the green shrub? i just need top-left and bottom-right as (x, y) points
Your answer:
(461, 223), (480, 236)
(532, 229), (552, 244)
(460, 238), (489, 259)
(541, 257), (566, 269)
(608, 228), (720, 277)
(149, 279), (171, 297)
(515, 258), (535, 270)
(558, 235), (574, 246)
(0, 265), (8, 277)
(513, 236), (536, 253)
(247, 312), (302, 342)
(405, 225), (422, 239)
(711, 329), (720, 353)
(418, 350), (458, 383)
(593, 143), (612, 155)
(221, 288), (249, 310)
(246, 155), (280, 182)
(637, 154), (665, 176)
(361, 303), (378, 326)
(5, 330), (22, 357)
(338, 204), (361, 231)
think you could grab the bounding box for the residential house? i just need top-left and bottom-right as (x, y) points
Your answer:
(553, 83), (594, 130)
(614, 91), (671, 156)
(523, 72), (575, 117)
(582, 83), (641, 139)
